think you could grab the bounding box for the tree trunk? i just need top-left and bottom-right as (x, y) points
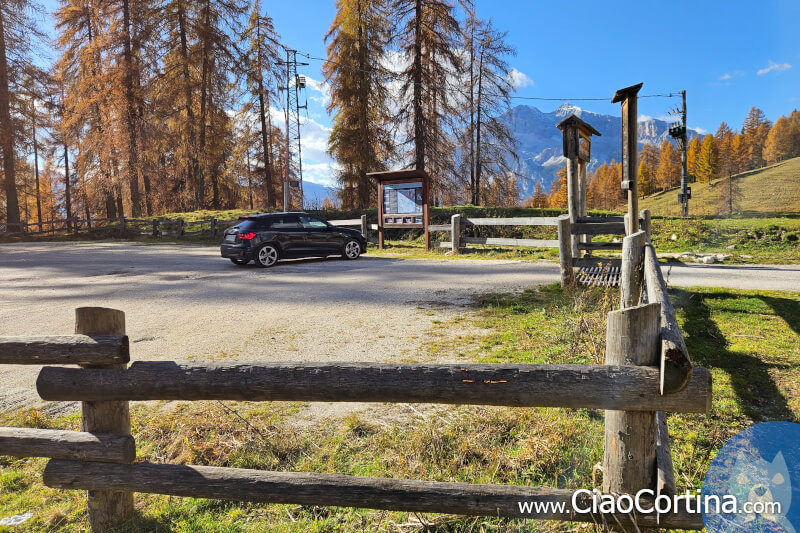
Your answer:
(412, 0), (424, 172)
(197, 0), (211, 209)
(0, 9), (20, 225)
(255, 18), (274, 208)
(33, 108), (42, 230)
(63, 142), (72, 229)
(177, 4), (199, 208)
(474, 49), (484, 206)
(122, 0), (142, 216)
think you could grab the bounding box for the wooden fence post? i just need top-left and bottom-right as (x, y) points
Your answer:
(603, 302), (660, 495)
(178, 218), (185, 237)
(640, 209), (651, 242)
(211, 217), (217, 237)
(360, 215), (368, 238)
(75, 307), (134, 531)
(152, 220), (159, 237)
(557, 215), (574, 288)
(120, 217), (126, 235)
(620, 230), (646, 308)
(451, 214), (461, 253)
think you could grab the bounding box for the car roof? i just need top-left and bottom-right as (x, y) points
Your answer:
(240, 211), (309, 219)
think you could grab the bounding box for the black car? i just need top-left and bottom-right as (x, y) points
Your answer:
(220, 212), (367, 267)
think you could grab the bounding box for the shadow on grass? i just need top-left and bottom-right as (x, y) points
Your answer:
(674, 288), (797, 422)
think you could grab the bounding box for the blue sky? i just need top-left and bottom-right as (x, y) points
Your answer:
(38, 0), (800, 187)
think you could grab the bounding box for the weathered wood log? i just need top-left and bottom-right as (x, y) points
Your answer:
(578, 242), (622, 250)
(577, 216), (624, 223)
(656, 411), (676, 501)
(572, 257), (621, 269)
(461, 217), (559, 226)
(427, 224), (451, 231)
(37, 361), (712, 413)
(0, 427), (135, 463)
(0, 335), (129, 365)
(460, 237), (559, 248)
(557, 215), (575, 288)
(620, 230), (647, 308)
(640, 209), (651, 241)
(644, 244), (693, 395)
(603, 303), (660, 496)
(450, 214), (461, 253)
(43, 460), (705, 529)
(75, 307), (134, 531)
(570, 222), (626, 235)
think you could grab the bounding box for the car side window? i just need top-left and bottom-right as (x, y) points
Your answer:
(299, 215), (329, 229)
(271, 215), (302, 229)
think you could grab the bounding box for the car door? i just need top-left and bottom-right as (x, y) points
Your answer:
(269, 215), (306, 256)
(299, 215), (339, 254)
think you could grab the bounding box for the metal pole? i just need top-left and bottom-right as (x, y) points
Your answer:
(680, 91), (689, 217)
(283, 50), (290, 212)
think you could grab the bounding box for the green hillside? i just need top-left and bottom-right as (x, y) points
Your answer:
(640, 157), (800, 216)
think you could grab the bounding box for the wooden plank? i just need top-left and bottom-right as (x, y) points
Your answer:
(603, 303), (660, 496)
(0, 427), (135, 463)
(43, 460), (704, 529)
(571, 222), (626, 235)
(0, 335), (129, 365)
(37, 361), (712, 413)
(620, 231), (647, 308)
(428, 224), (451, 231)
(383, 223), (423, 229)
(462, 217), (559, 226)
(577, 216), (624, 223)
(644, 244), (693, 395)
(578, 242), (622, 250)
(461, 237), (559, 248)
(75, 307), (134, 530)
(437, 241), (453, 248)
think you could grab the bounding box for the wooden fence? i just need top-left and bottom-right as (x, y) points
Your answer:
(1, 215), (376, 240)
(0, 236), (709, 531)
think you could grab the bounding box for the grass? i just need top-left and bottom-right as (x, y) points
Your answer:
(640, 156), (800, 216)
(2, 284), (799, 531)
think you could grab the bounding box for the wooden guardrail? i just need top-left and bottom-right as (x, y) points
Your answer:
(432, 215), (561, 253)
(0, 299), (710, 531)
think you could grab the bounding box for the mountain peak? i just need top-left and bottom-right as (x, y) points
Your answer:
(554, 102), (582, 117)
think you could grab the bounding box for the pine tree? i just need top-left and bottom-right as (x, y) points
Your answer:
(325, 0), (393, 208)
(695, 134), (718, 183)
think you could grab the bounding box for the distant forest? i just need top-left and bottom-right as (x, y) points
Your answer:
(532, 107), (800, 211)
(1, 1), (799, 227)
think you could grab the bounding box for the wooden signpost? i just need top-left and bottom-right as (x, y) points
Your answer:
(556, 114), (601, 257)
(368, 169), (430, 251)
(612, 83), (643, 235)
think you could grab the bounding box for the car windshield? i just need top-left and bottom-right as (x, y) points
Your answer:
(299, 215), (329, 229)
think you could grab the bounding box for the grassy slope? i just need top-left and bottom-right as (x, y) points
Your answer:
(2, 285), (798, 531)
(640, 157), (800, 216)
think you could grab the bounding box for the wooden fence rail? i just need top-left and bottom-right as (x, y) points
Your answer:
(36, 361), (711, 412)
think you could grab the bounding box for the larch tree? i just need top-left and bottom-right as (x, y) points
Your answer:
(244, 0), (283, 208)
(764, 116), (792, 164)
(695, 134), (718, 183)
(393, 0), (461, 177)
(324, 0), (393, 208)
(547, 166), (567, 208)
(655, 139), (680, 191)
(459, 13), (517, 205)
(686, 136), (701, 179)
(741, 106), (771, 170)
(637, 143), (659, 197)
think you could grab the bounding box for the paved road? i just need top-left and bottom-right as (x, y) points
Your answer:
(0, 242), (797, 413)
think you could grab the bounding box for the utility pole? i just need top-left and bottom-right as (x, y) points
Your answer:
(277, 49), (308, 212)
(669, 91), (690, 216)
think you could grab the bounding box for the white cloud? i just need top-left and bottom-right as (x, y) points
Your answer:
(691, 126), (707, 135)
(757, 61), (791, 76)
(719, 73), (732, 81)
(508, 68), (534, 89)
(268, 106), (338, 186)
(304, 76), (331, 107)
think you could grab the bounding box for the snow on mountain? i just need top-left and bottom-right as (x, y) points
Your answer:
(502, 104), (700, 198)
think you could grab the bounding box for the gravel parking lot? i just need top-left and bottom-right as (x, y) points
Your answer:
(0, 242), (557, 414)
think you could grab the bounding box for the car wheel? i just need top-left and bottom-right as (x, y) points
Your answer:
(229, 258), (249, 266)
(343, 239), (361, 260)
(255, 244), (280, 267)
